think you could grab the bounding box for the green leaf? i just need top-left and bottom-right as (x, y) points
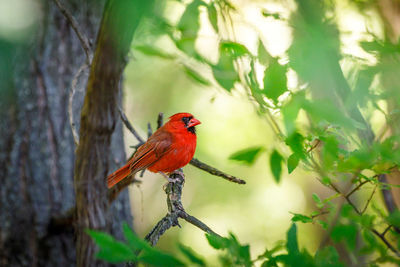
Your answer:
(287, 153), (300, 174)
(302, 100), (366, 130)
(387, 210), (400, 228)
(229, 146), (264, 165)
(258, 40), (272, 65)
(133, 45), (175, 59)
(178, 244), (206, 266)
(314, 246), (343, 267)
(176, 0), (203, 57)
(261, 11), (282, 20)
(206, 234), (227, 250)
(221, 41), (251, 58)
(183, 66), (211, 86)
(281, 92), (305, 135)
(139, 250), (185, 267)
(312, 193), (324, 209)
(317, 220), (328, 229)
(270, 149), (283, 183)
(331, 224), (358, 250)
(262, 58), (288, 103)
(86, 230), (136, 263)
(286, 224), (299, 254)
(291, 213), (313, 223)
(212, 45), (239, 91)
(122, 222), (148, 251)
(207, 3), (218, 32)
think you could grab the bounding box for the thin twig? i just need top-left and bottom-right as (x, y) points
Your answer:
(361, 184), (377, 214)
(190, 158), (246, 184)
(145, 172), (220, 246)
(382, 225), (392, 236)
(118, 107), (145, 144)
(346, 180), (369, 198)
(52, 0), (92, 63)
(157, 112), (164, 129)
(69, 63), (88, 146)
(371, 229), (400, 257)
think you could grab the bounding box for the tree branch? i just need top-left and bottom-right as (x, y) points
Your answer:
(52, 0), (92, 64)
(145, 172), (220, 246)
(189, 158), (246, 184)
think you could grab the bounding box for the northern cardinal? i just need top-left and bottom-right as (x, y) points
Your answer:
(107, 112), (201, 188)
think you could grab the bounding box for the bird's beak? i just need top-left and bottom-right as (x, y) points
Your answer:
(188, 118), (201, 127)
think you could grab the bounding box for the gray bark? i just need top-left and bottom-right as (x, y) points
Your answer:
(0, 1), (131, 266)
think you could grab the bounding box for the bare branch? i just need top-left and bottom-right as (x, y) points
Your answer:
(52, 0), (92, 64)
(346, 180), (369, 198)
(118, 106), (145, 144)
(157, 112), (164, 129)
(145, 172), (220, 246)
(361, 184), (377, 214)
(190, 158), (246, 184)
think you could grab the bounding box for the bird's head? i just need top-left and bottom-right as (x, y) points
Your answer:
(168, 112), (201, 134)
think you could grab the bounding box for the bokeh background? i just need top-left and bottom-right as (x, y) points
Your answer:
(121, 0), (383, 262)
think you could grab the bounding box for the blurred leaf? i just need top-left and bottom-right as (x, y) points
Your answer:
(285, 132), (305, 156)
(331, 224), (357, 250)
(212, 45), (240, 91)
(312, 193), (324, 209)
(139, 250), (185, 267)
(176, 0), (203, 57)
(286, 224), (299, 254)
(122, 222), (148, 251)
(262, 58), (288, 103)
(206, 234), (227, 250)
(221, 41), (251, 58)
(270, 149), (283, 183)
(317, 220), (328, 229)
(261, 11), (282, 20)
(281, 92), (305, 135)
(314, 246), (343, 267)
(258, 40), (272, 65)
(183, 66), (211, 86)
(178, 244), (206, 266)
(291, 213), (313, 223)
(287, 153), (300, 174)
(207, 3), (218, 32)
(387, 210), (400, 228)
(229, 146), (264, 165)
(86, 230), (136, 263)
(133, 45), (175, 59)
(321, 135), (339, 169)
(302, 100), (366, 130)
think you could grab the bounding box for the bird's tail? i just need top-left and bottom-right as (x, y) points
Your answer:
(107, 163), (131, 188)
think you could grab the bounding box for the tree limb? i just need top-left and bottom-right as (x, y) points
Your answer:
(52, 0), (92, 63)
(145, 172), (220, 246)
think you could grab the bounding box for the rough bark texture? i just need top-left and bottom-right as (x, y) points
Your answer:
(0, 0), (131, 266)
(73, 0), (152, 266)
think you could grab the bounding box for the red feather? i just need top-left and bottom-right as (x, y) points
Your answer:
(107, 113), (200, 188)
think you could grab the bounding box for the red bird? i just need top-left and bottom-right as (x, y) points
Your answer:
(107, 112), (201, 188)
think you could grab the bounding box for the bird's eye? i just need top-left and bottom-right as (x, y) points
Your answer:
(182, 116), (192, 126)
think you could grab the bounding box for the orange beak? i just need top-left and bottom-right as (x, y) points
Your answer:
(188, 118), (201, 127)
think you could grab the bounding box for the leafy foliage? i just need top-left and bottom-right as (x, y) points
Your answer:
(125, 0), (400, 265)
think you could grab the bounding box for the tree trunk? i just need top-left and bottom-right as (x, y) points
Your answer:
(0, 1), (131, 266)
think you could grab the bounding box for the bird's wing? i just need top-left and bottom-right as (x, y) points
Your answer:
(128, 128), (173, 172)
